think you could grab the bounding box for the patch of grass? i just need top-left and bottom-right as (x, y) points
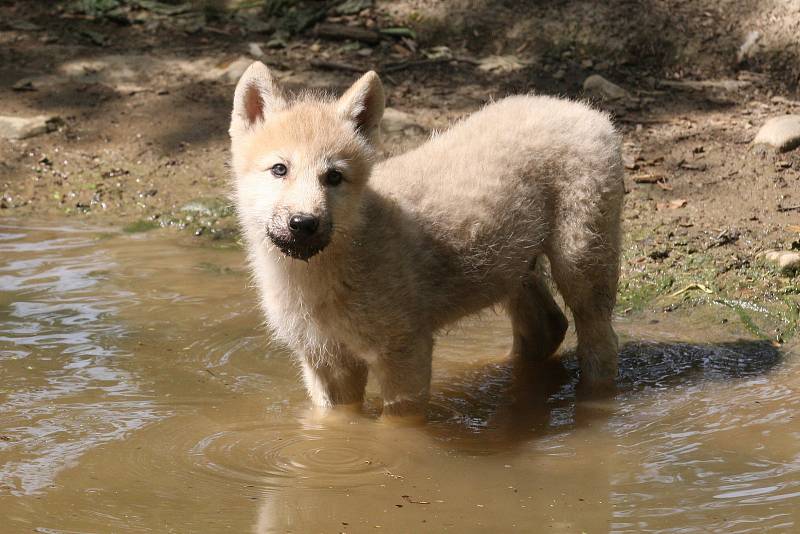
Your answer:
(776, 297), (800, 343)
(122, 220), (160, 233)
(617, 271), (675, 312)
(712, 296), (800, 343)
(732, 305), (767, 339)
(195, 262), (236, 275)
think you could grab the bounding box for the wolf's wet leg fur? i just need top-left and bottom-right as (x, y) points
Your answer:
(507, 270), (568, 363)
(373, 337), (434, 417)
(300, 351), (369, 408)
(547, 212), (621, 391)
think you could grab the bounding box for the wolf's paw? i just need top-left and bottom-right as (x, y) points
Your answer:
(303, 401), (366, 425)
(380, 397), (428, 424)
(576, 373), (617, 399)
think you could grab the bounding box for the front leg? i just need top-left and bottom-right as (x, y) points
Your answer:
(300, 349), (368, 408)
(373, 336), (434, 417)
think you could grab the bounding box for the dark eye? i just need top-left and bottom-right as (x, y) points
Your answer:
(325, 169), (343, 186)
(271, 163), (287, 177)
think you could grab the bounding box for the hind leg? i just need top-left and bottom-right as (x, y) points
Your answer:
(507, 269), (568, 362)
(546, 179), (623, 388)
(547, 240), (620, 389)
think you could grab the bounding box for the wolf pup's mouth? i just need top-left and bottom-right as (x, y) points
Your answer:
(267, 232), (330, 261)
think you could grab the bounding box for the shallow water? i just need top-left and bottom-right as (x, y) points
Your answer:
(0, 222), (798, 533)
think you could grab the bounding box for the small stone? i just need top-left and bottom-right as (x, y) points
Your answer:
(248, 42), (264, 58)
(582, 74), (628, 101)
(761, 250), (800, 276)
(753, 115), (800, 152)
(381, 108), (424, 135)
(0, 115), (60, 140)
(219, 56), (253, 83)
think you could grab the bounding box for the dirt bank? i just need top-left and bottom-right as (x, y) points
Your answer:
(1, 0), (798, 340)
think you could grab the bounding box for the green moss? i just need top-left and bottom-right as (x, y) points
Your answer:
(122, 220), (160, 233)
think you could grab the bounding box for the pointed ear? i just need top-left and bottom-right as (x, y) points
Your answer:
(230, 61), (285, 137)
(337, 71), (385, 145)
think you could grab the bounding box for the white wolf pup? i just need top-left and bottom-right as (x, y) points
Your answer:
(230, 62), (624, 416)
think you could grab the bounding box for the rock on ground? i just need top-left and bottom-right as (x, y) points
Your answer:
(753, 115), (800, 152)
(381, 108), (425, 135)
(219, 56), (254, 84)
(761, 250), (800, 275)
(248, 42), (265, 58)
(0, 115), (59, 140)
(582, 74), (629, 101)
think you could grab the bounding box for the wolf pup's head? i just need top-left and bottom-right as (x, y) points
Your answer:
(229, 62), (384, 261)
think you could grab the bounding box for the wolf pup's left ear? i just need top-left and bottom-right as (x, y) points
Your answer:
(230, 61), (285, 138)
(337, 71), (385, 146)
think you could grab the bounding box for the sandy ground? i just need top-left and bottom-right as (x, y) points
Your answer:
(1, 0), (798, 339)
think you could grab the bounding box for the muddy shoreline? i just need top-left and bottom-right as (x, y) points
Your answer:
(1, 0), (798, 341)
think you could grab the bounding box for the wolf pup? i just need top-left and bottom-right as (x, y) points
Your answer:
(230, 62), (624, 416)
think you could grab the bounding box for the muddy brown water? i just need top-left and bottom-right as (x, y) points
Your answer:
(0, 222), (798, 533)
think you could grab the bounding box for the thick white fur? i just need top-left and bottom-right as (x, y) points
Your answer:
(230, 62), (624, 416)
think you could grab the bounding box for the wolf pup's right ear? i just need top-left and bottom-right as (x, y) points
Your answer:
(230, 61), (285, 138)
(337, 71), (385, 146)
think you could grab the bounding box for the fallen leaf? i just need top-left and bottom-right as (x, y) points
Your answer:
(632, 173), (665, 183)
(656, 198), (687, 210)
(679, 161), (707, 171)
(669, 283), (713, 298)
(656, 180), (673, 191)
(422, 46), (453, 60)
(477, 55), (527, 73)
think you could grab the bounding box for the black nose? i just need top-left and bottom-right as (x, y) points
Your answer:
(288, 213), (319, 237)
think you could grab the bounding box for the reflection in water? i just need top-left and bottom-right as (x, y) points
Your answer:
(0, 225), (156, 496)
(0, 222), (798, 532)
